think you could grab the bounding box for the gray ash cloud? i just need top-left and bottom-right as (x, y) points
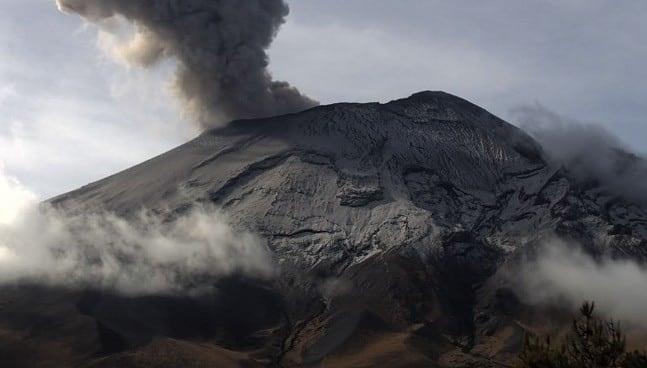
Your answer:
(513, 104), (647, 204)
(56, 0), (318, 129)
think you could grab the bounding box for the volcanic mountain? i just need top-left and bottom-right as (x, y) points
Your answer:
(2, 91), (646, 367)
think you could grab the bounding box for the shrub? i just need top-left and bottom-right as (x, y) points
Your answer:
(518, 302), (647, 368)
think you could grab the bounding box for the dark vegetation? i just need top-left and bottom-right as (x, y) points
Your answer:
(518, 302), (647, 368)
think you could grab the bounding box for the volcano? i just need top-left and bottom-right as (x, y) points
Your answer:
(2, 91), (646, 367)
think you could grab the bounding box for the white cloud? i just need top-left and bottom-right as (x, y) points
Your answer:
(515, 239), (647, 328)
(0, 128), (273, 296)
(0, 190), (274, 295)
(0, 84), (16, 106)
(0, 163), (38, 226)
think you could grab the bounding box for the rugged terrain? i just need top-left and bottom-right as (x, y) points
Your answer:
(2, 91), (646, 367)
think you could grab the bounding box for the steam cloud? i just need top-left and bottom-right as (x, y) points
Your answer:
(514, 104), (647, 203)
(0, 166), (273, 296)
(515, 239), (647, 328)
(56, 0), (318, 129)
(0, 163), (38, 226)
(512, 107), (647, 326)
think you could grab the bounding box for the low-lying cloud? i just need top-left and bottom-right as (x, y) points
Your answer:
(0, 166), (274, 295)
(515, 238), (647, 328)
(513, 104), (647, 203)
(0, 163), (37, 226)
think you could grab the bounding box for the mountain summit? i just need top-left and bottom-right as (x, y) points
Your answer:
(4, 92), (646, 367)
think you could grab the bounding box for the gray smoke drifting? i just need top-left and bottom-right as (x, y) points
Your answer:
(56, 0), (318, 129)
(513, 104), (647, 203)
(514, 239), (647, 328)
(0, 167), (274, 295)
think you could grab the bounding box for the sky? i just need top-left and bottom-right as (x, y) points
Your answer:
(1, 0), (646, 198)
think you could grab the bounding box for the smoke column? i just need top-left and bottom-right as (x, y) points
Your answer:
(56, 0), (318, 129)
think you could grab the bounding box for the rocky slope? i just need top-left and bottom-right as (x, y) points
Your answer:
(2, 91), (646, 367)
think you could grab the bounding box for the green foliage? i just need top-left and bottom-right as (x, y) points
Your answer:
(517, 302), (647, 368)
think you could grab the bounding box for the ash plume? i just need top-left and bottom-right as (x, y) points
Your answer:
(56, 0), (318, 129)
